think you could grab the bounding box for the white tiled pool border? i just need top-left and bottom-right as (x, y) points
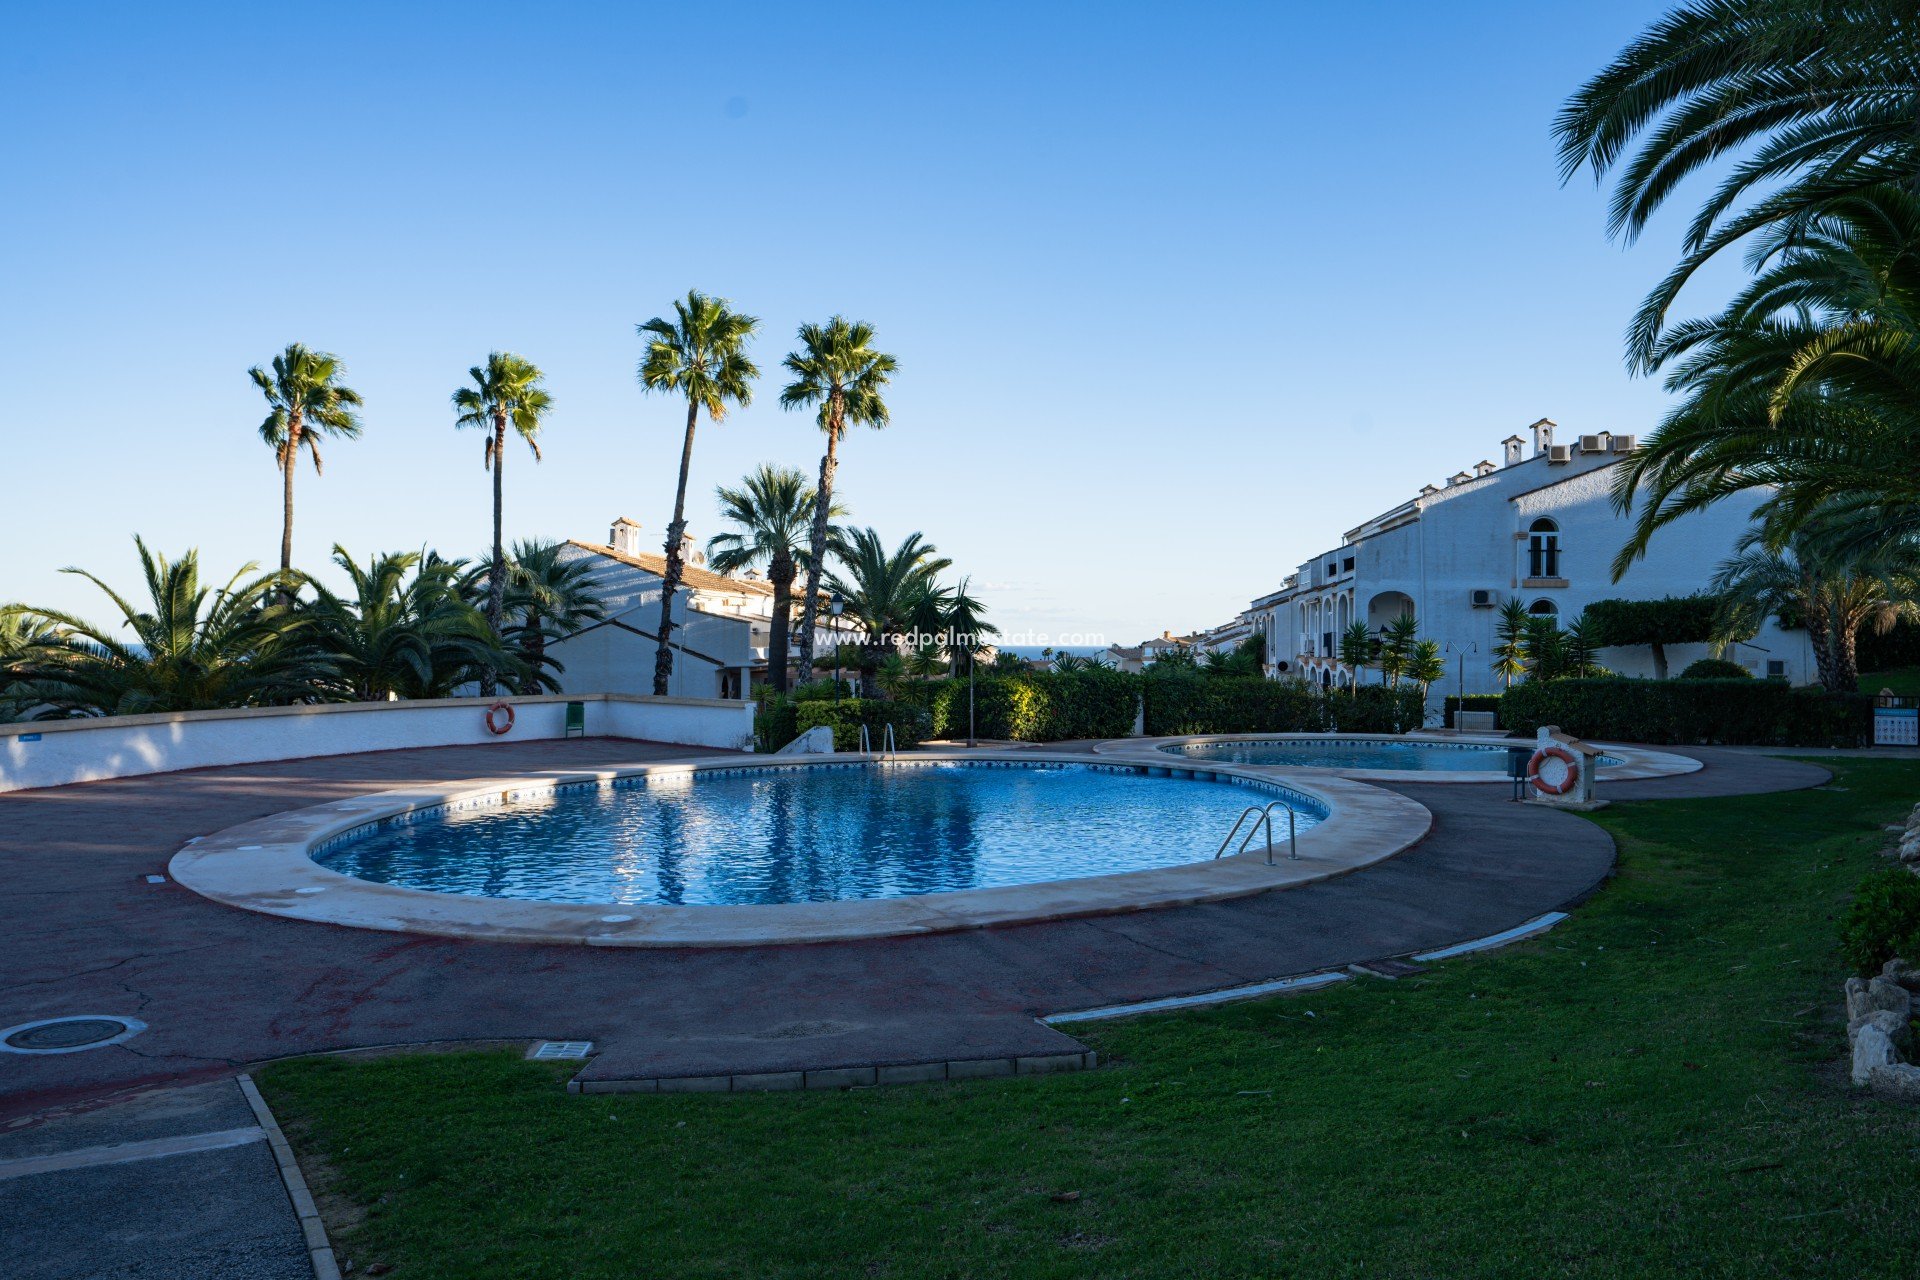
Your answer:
(1093, 733), (1703, 784)
(167, 751), (1433, 948)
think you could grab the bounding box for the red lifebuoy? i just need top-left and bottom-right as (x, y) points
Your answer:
(485, 702), (516, 736)
(1527, 744), (1580, 796)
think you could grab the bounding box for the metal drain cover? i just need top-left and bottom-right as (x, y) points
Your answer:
(528, 1040), (594, 1061)
(1, 1015), (147, 1054)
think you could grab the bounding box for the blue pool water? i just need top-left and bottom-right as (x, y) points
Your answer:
(316, 762), (1325, 907)
(1168, 739), (1623, 772)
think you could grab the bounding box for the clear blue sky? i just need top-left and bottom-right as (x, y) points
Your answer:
(3, 0), (1721, 647)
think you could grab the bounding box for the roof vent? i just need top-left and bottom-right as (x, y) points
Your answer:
(609, 517), (643, 556)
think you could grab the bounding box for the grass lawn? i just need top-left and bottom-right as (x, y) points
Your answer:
(1864, 667), (1920, 697)
(261, 761), (1920, 1279)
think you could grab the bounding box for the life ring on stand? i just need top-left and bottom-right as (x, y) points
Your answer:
(1527, 745), (1579, 796)
(485, 702), (516, 736)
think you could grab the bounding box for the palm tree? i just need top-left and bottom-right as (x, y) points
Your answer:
(1338, 621), (1376, 693)
(823, 528), (951, 697)
(1493, 598), (1530, 689)
(250, 344), (363, 589)
(10, 539), (325, 716)
(1609, 186), (1920, 572)
(1555, 0), (1920, 369)
(452, 353), (553, 647)
(307, 547), (514, 701)
(1377, 613), (1418, 688)
(637, 291), (760, 696)
(1711, 518), (1919, 692)
(938, 577), (998, 677)
(497, 541), (609, 696)
(705, 465), (836, 694)
(1408, 640), (1446, 702)
(781, 318), (897, 683)
(0, 604), (61, 721)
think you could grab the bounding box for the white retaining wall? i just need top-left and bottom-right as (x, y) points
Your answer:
(0, 694), (756, 794)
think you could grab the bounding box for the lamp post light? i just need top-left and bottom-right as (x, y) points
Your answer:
(967, 644), (977, 749)
(828, 592), (845, 702)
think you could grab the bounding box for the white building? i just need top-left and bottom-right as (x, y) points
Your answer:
(549, 518), (849, 700)
(1243, 419), (1815, 700)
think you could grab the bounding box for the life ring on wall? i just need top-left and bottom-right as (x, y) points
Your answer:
(1527, 745), (1579, 796)
(485, 702), (516, 736)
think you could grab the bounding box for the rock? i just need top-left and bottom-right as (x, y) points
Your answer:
(1884, 958), (1920, 994)
(1846, 976), (1872, 1022)
(1850, 1009), (1913, 1054)
(1901, 838), (1920, 862)
(1867, 1062), (1920, 1102)
(1868, 976), (1913, 1021)
(1853, 1022), (1901, 1085)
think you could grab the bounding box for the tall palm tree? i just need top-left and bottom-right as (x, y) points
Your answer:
(452, 353), (553, 642)
(10, 538), (325, 716)
(250, 344), (364, 588)
(705, 465), (838, 694)
(1555, 0), (1920, 368)
(637, 291), (760, 696)
(781, 317), (897, 683)
(823, 528), (950, 697)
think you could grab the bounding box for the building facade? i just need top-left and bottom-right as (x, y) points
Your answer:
(1242, 419), (1814, 700)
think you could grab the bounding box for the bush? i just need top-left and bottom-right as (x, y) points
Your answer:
(1840, 868), (1920, 976)
(1499, 678), (1871, 746)
(1679, 658), (1753, 680)
(925, 671), (1139, 742)
(1583, 595), (1720, 648)
(794, 698), (931, 751)
(1143, 673), (1328, 736)
(754, 694), (800, 753)
(1327, 685), (1429, 733)
(1859, 618), (1920, 672)
(1443, 694), (1503, 727)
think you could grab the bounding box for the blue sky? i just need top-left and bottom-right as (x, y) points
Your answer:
(2, 1), (1720, 646)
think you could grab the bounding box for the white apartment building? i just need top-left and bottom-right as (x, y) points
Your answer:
(1243, 419), (1815, 700)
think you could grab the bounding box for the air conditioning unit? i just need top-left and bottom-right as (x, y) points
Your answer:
(1579, 434), (1607, 453)
(1547, 444), (1573, 464)
(1611, 434), (1636, 453)
(1470, 589), (1496, 608)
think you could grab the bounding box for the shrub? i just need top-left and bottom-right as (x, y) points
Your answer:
(1679, 658), (1753, 680)
(1859, 618), (1920, 672)
(1583, 595), (1720, 648)
(794, 698), (931, 751)
(923, 671), (1138, 742)
(1840, 868), (1920, 976)
(1499, 678), (1871, 746)
(1327, 685), (1428, 734)
(754, 694), (800, 753)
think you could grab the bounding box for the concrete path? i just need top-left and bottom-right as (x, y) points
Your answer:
(0, 1078), (308, 1279)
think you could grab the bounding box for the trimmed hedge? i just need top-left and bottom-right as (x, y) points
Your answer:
(794, 699), (931, 751)
(1142, 675), (1424, 736)
(754, 695), (800, 753)
(1859, 618), (1920, 673)
(1499, 678), (1870, 746)
(1679, 658), (1752, 680)
(926, 671), (1139, 742)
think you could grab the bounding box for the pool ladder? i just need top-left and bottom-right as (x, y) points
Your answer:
(1215, 802), (1297, 866)
(858, 722), (898, 760)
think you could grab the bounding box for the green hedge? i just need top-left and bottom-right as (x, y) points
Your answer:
(926, 671), (1139, 742)
(754, 695), (800, 753)
(1499, 678), (1871, 746)
(1141, 676), (1425, 736)
(1841, 868), (1920, 976)
(1443, 694), (1503, 726)
(794, 699), (932, 751)
(1679, 658), (1753, 680)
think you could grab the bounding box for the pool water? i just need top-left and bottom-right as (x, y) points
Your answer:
(1168, 739), (1623, 772)
(316, 762), (1324, 907)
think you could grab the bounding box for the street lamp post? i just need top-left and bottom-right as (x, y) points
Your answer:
(967, 646), (977, 748)
(829, 592), (845, 702)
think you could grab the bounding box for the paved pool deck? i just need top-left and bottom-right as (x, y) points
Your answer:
(0, 735), (1834, 1120)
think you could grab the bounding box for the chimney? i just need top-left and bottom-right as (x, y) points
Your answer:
(1529, 418), (1556, 458)
(680, 530), (706, 569)
(1502, 434), (1525, 467)
(1448, 471), (1472, 487)
(609, 517), (643, 556)
(1474, 459), (1497, 478)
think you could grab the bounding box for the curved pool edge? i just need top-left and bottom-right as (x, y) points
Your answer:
(1090, 733), (1703, 783)
(165, 751), (1433, 948)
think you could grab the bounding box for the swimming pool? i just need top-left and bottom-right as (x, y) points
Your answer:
(315, 760), (1327, 908)
(1164, 738), (1625, 772)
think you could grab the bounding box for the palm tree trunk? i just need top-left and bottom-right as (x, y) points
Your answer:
(794, 404), (845, 684)
(768, 552), (794, 694)
(487, 416), (507, 628)
(1805, 600), (1837, 691)
(278, 414), (301, 605)
(654, 398), (700, 697)
(1832, 614), (1861, 694)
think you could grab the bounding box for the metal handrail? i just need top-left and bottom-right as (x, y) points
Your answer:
(1213, 801), (1299, 866)
(883, 723), (897, 760)
(859, 723), (871, 756)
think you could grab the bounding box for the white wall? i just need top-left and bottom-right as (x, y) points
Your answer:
(0, 694), (756, 794)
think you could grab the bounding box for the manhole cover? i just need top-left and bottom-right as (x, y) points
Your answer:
(1, 1016), (146, 1054)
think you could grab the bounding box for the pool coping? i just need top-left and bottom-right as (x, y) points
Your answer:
(165, 751), (1433, 948)
(1091, 733), (1702, 783)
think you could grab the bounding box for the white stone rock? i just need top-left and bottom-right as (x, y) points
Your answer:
(1851, 1009), (1913, 1054)
(1853, 1022), (1901, 1085)
(1868, 976), (1914, 1020)
(1868, 1062), (1920, 1102)
(1846, 975), (1872, 1022)
(1884, 958), (1920, 994)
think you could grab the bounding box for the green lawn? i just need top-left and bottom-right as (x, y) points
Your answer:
(1864, 667), (1920, 697)
(261, 761), (1920, 1279)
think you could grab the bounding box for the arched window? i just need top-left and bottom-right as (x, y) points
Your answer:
(1528, 598), (1559, 619)
(1528, 518), (1560, 578)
